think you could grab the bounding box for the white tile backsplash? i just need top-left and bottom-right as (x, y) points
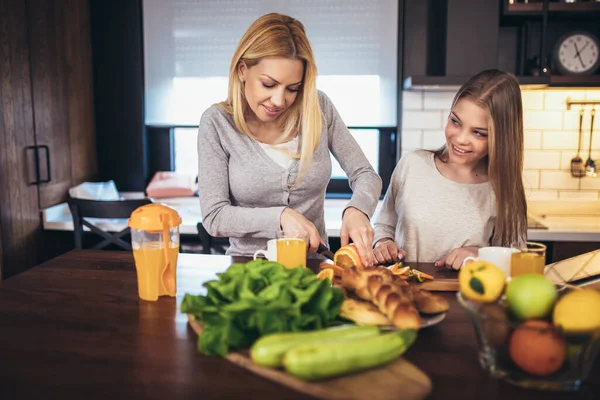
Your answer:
(527, 190), (559, 201)
(401, 88), (600, 199)
(524, 111), (563, 130)
(544, 90), (586, 110)
(423, 91), (456, 110)
(559, 191), (599, 201)
(540, 171), (580, 190)
(521, 91), (544, 110)
(581, 175), (600, 190)
(402, 91), (423, 110)
(402, 110), (443, 130)
(401, 130), (423, 150)
(523, 170), (540, 190)
(524, 131), (542, 150)
(542, 131), (579, 150)
(524, 150), (561, 170)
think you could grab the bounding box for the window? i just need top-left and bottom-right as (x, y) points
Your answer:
(144, 0), (399, 194)
(173, 126), (396, 196)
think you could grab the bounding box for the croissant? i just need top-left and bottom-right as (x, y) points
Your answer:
(411, 288), (450, 314)
(340, 267), (450, 330)
(342, 267), (420, 330)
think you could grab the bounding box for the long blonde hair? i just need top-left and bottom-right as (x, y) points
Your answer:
(219, 13), (322, 184)
(435, 69), (527, 247)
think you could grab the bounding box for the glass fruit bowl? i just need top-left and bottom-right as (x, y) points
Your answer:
(457, 289), (600, 391)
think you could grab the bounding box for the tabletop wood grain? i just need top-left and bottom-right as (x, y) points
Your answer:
(0, 250), (598, 399)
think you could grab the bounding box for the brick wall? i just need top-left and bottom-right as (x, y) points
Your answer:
(401, 88), (600, 201)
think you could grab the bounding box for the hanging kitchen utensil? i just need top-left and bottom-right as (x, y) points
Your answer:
(571, 108), (586, 178)
(585, 108), (597, 177)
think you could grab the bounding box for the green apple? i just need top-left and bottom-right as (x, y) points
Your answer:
(506, 274), (558, 320)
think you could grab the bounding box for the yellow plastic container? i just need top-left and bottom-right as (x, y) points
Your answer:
(129, 203), (182, 301)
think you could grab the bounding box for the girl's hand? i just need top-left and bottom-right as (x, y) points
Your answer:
(373, 239), (407, 266)
(280, 208), (323, 253)
(435, 246), (478, 270)
(340, 207), (375, 267)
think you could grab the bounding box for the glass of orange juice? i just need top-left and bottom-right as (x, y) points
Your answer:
(276, 230), (307, 269)
(510, 242), (546, 277)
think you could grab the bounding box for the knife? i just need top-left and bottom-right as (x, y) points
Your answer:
(317, 243), (335, 261)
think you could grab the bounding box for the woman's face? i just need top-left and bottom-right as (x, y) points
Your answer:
(239, 57), (304, 124)
(444, 98), (490, 165)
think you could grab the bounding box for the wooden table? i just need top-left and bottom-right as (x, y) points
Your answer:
(0, 250), (598, 399)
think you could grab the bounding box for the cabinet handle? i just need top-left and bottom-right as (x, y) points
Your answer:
(25, 145), (51, 185)
(38, 145), (51, 183)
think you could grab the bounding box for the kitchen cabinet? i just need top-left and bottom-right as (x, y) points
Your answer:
(501, 0), (600, 87)
(0, 0), (97, 279)
(403, 0), (600, 89)
(403, 0), (500, 89)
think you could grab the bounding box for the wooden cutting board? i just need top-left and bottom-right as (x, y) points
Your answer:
(407, 263), (459, 292)
(188, 315), (432, 400)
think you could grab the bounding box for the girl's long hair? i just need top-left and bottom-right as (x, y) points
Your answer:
(219, 13), (321, 184)
(435, 69), (527, 247)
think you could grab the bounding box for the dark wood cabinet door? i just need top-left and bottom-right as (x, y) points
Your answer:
(0, 0), (42, 279)
(63, 0), (97, 187)
(445, 0), (499, 76)
(27, 0), (97, 209)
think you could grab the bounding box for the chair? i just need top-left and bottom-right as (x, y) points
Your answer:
(196, 223), (228, 254)
(67, 196), (153, 250)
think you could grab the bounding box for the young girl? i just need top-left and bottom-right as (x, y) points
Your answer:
(372, 69), (527, 270)
(197, 13), (381, 265)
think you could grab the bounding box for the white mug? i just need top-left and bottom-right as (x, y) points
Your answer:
(463, 246), (520, 276)
(253, 239), (277, 261)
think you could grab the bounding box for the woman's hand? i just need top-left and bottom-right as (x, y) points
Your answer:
(340, 207), (375, 267)
(373, 239), (407, 266)
(280, 208), (323, 253)
(435, 246), (478, 270)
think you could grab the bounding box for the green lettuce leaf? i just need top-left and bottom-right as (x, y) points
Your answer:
(180, 259), (344, 355)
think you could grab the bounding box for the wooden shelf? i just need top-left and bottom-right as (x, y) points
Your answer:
(507, 3), (543, 13)
(403, 75), (550, 90)
(549, 75), (600, 86)
(403, 74), (600, 90)
(506, 1), (600, 15)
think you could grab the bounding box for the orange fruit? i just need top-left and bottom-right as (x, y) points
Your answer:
(333, 244), (363, 268)
(509, 320), (566, 376)
(316, 268), (334, 281)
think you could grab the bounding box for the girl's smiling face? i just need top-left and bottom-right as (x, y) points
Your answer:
(239, 57), (304, 124)
(445, 98), (490, 165)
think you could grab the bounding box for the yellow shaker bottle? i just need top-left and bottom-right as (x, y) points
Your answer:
(128, 203), (182, 301)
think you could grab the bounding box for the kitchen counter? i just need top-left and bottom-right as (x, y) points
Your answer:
(41, 197), (600, 242)
(41, 197), (349, 238)
(527, 201), (600, 242)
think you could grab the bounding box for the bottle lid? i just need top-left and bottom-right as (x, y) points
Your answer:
(128, 203), (182, 231)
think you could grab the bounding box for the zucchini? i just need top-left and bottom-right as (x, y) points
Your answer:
(250, 325), (380, 368)
(283, 330), (417, 381)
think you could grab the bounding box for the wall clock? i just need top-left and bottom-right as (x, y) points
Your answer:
(553, 31), (600, 76)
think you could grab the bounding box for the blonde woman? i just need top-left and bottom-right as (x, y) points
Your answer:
(373, 69), (527, 269)
(198, 13), (381, 265)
